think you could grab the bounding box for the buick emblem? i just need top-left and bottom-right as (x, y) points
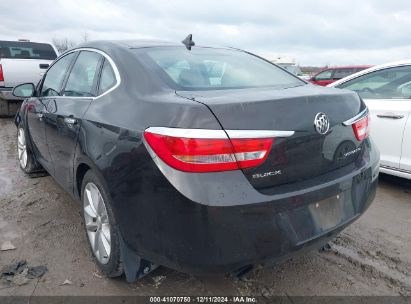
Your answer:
(314, 113), (330, 135)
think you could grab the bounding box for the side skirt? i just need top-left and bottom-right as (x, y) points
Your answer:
(380, 165), (411, 180)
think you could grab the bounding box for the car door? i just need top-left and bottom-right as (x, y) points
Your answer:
(43, 50), (103, 191)
(310, 69), (333, 86)
(400, 101), (411, 172)
(332, 68), (356, 82)
(26, 52), (77, 173)
(336, 65), (411, 170)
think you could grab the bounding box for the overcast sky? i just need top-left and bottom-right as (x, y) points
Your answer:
(1, 0), (411, 66)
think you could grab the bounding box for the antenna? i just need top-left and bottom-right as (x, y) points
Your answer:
(182, 34), (195, 50)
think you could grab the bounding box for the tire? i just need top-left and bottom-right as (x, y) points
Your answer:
(1, 100), (21, 117)
(17, 125), (38, 174)
(81, 170), (123, 277)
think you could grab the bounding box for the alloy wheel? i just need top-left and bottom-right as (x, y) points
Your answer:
(17, 128), (27, 169)
(83, 182), (111, 264)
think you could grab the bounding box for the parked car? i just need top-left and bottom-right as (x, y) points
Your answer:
(330, 60), (411, 180)
(309, 66), (371, 86)
(13, 39), (379, 282)
(277, 63), (304, 77)
(0, 39), (58, 116)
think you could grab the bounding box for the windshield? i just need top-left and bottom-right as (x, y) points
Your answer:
(337, 65), (411, 99)
(0, 41), (57, 60)
(135, 47), (304, 90)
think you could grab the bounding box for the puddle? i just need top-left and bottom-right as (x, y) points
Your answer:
(0, 216), (21, 243)
(0, 172), (13, 196)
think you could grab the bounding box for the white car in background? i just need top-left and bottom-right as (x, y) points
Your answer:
(0, 39), (58, 116)
(329, 60), (411, 179)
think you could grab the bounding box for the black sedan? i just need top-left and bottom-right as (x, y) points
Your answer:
(13, 38), (379, 282)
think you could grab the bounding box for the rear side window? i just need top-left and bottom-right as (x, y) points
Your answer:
(333, 68), (356, 80)
(63, 51), (102, 97)
(98, 60), (116, 95)
(0, 41), (57, 60)
(337, 65), (411, 99)
(135, 47), (304, 90)
(356, 67), (369, 73)
(314, 70), (333, 80)
(40, 52), (76, 97)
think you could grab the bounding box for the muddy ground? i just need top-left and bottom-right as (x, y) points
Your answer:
(0, 117), (410, 297)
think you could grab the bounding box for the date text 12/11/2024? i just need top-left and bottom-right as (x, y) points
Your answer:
(149, 296), (258, 303)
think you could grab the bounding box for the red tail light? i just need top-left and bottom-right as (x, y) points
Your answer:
(0, 64), (4, 82)
(352, 115), (369, 141)
(144, 129), (273, 173)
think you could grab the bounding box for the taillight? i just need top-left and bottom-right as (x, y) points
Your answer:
(144, 129), (273, 173)
(0, 64), (4, 82)
(352, 115), (369, 141)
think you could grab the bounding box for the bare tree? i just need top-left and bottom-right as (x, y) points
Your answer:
(82, 32), (90, 43)
(52, 33), (91, 54)
(52, 38), (77, 53)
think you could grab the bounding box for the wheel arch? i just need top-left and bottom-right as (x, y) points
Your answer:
(15, 107), (31, 146)
(75, 163), (91, 199)
(16, 106), (43, 171)
(73, 156), (111, 201)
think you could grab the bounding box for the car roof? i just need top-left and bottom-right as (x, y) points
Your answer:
(317, 65), (372, 73)
(105, 39), (181, 48)
(79, 39), (233, 51)
(327, 65), (372, 69)
(329, 59), (411, 87)
(0, 39), (54, 44)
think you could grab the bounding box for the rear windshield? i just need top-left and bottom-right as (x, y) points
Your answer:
(135, 47), (304, 90)
(0, 41), (57, 60)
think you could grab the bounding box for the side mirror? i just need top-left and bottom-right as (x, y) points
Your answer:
(13, 83), (35, 98)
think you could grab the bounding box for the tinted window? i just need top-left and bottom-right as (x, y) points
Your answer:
(356, 67), (369, 73)
(333, 68), (356, 80)
(314, 70), (332, 80)
(337, 66), (411, 99)
(98, 60), (116, 95)
(0, 41), (57, 60)
(40, 52), (76, 97)
(136, 47), (304, 90)
(64, 51), (102, 97)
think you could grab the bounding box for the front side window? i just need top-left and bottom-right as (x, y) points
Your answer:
(40, 52), (76, 97)
(135, 47), (304, 90)
(63, 51), (102, 97)
(98, 60), (117, 95)
(314, 69), (333, 81)
(337, 65), (411, 99)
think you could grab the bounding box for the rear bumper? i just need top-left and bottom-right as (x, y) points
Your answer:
(111, 137), (379, 276)
(0, 87), (22, 116)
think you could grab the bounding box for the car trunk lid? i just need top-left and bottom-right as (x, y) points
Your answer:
(177, 85), (367, 190)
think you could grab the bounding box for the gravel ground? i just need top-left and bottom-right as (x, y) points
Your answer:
(0, 117), (410, 297)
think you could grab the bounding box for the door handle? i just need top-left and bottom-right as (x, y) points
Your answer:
(376, 113), (405, 119)
(63, 117), (77, 125)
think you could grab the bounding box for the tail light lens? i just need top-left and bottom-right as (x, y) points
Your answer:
(0, 64), (4, 82)
(352, 115), (369, 141)
(144, 129), (273, 173)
